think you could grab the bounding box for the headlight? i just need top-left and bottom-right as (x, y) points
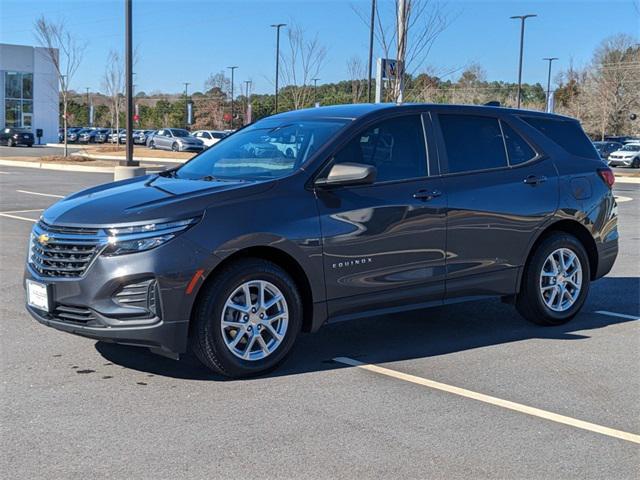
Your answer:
(102, 217), (199, 256)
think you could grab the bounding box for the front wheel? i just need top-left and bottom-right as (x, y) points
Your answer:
(516, 233), (590, 326)
(190, 258), (302, 378)
(149, 140), (155, 149)
(632, 157), (640, 169)
(7, 139), (14, 147)
(171, 142), (179, 152)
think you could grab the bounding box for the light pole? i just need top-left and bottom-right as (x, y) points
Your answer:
(312, 78), (320, 106)
(271, 23), (286, 113)
(85, 87), (91, 126)
(227, 66), (238, 128)
(244, 80), (252, 124)
(183, 82), (190, 129)
(367, 0), (376, 103)
(123, 0), (137, 166)
(510, 14), (537, 109)
(543, 57), (558, 111)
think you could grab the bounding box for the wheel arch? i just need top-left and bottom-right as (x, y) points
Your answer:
(518, 219), (599, 292)
(191, 246), (316, 333)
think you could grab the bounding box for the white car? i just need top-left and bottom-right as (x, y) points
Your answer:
(191, 130), (227, 147)
(608, 143), (640, 168)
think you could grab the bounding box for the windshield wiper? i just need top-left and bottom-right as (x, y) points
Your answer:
(158, 168), (177, 178)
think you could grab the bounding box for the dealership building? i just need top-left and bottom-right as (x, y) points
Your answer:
(0, 43), (59, 143)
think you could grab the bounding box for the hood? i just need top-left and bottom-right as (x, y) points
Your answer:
(178, 137), (202, 144)
(42, 174), (274, 227)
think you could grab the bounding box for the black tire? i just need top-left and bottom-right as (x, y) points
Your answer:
(171, 142), (179, 152)
(632, 157), (640, 169)
(516, 232), (590, 326)
(7, 139), (14, 147)
(190, 258), (302, 378)
(149, 140), (155, 149)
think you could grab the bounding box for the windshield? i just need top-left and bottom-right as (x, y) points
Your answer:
(621, 144), (640, 151)
(171, 129), (190, 137)
(175, 119), (348, 181)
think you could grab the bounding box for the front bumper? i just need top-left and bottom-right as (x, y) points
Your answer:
(23, 234), (213, 356)
(608, 158), (633, 167)
(179, 144), (204, 152)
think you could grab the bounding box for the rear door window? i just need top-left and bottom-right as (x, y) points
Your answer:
(521, 116), (598, 159)
(439, 114), (507, 173)
(500, 121), (536, 165)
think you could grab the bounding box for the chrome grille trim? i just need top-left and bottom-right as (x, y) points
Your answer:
(29, 223), (106, 279)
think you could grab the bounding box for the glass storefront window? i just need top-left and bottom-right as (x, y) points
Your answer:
(4, 72), (34, 129)
(5, 72), (21, 99)
(22, 74), (33, 99)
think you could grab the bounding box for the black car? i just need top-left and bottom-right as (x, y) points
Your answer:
(1, 127), (34, 147)
(593, 141), (622, 160)
(79, 128), (111, 143)
(24, 104), (618, 378)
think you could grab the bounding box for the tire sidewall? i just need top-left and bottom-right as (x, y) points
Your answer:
(526, 234), (591, 323)
(194, 260), (302, 377)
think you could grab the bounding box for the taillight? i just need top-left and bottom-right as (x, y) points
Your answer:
(597, 167), (615, 188)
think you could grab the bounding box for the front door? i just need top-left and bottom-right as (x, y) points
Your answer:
(315, 114), (447, 319)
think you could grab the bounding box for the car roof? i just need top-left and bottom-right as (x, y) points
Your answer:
(266, 102), (577, 122)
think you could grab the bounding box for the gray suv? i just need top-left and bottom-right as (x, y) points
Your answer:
(24, 104), (618, 378)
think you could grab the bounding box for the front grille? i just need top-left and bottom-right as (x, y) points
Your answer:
(52, 304), (96, 325)
(30, 222), (103, 278)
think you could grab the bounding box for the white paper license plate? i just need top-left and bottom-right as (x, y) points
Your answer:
(27, 279), (50, 312)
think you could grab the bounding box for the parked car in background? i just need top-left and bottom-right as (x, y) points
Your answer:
(63, 127), (84, 143)
(79, 128), (111, 144)
(1, 127), (34, 147)
(134, 130), (155, 145)
(24, 104), (618, 378)
(593, 141), (622, 161)
(608, 143), (640, 168)
(192, 130), (227, 147)
(108, 129), (125, 144)
(148, 128), (204, 152)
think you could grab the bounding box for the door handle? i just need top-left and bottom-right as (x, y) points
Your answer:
(413, 189), (442, 201)
(523, 175), (547, 185)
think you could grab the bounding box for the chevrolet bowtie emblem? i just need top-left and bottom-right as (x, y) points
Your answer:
(37, 234), (50, 245)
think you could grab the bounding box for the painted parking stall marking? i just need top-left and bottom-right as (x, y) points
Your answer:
(595, 310), (640, 321)
(16, 189), (64, 198)
(333, 357), (640, 445)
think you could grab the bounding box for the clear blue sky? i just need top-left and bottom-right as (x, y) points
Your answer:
(1, 0), (638, 95)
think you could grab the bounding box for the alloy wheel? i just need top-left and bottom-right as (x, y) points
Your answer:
(220, 280), (289, 361)
(539, 247), (583, 312)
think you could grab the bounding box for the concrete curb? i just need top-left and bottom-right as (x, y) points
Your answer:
(0, 159), (165, 174)
(75, 152), (185, 164)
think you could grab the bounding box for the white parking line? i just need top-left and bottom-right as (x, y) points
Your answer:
(615, 195), (633, 203)
(16, 189), (64, 198)
(333, 356), (640, 445)
(0, 209), (43, 214)
(0, 212), (37, 222)
(0, 171), (10, 174)
(595, 310), (640, 321)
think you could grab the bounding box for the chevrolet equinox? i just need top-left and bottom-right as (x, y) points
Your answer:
(24, 104), (618, 378)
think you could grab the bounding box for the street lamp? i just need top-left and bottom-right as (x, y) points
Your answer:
(543, 57), (558, 111)
(124, 0), (136, 166)
(312, 78), (320, 106)
(510, 14), (537, 109)
(271, 23), (286, 113)
(183, 82), (190, 129)
(85, 87), (91, 126)
(367, 0), (376, 103)
(227, 66), (238, 128)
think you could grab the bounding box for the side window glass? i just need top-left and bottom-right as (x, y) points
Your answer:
(439, 114), (507, 173)
(501, 121), (536, 165)
(333, 115), (427, 182)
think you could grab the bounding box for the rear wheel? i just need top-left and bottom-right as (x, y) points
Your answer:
(190, 258), (302, 378)
(516, 232), (590, 325)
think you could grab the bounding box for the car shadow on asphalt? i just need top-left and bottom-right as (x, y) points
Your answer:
(95, 276), (639, 381)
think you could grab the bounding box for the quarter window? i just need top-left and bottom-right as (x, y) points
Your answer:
(501, 121), (536, 165)
(439, 114), (507, 173)
(333, 115), (427, 182)
(521, 116), (598, 159)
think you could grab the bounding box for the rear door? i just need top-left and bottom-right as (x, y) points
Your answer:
(316, 113), (447, 319)
(434, 112), (558, 298)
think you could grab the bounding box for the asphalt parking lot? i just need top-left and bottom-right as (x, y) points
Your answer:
(1, 165), (638, 479)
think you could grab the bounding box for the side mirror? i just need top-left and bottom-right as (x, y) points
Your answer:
(315, 162), (377, 187)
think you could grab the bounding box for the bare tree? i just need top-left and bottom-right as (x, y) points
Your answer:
(353, 0), (451, 102)
(33, 16), (85, 156)
(102, 50), (124, 149)
(346, 56), (366, 103)
(280, 23), (327, 110)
